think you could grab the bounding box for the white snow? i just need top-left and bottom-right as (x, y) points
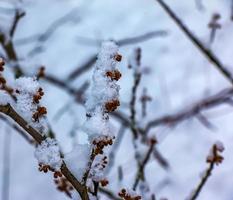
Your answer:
(34, 138), (62, 170)
(85, 41), (120, 113)
(0, 90), (13, 105)
(64, 144), (91, 182)
(14, 77), (48, 134)
(82, 110), (115, 142)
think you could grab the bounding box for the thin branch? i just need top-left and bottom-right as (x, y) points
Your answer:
(67, 30), (167, 82)
(9, 10), (25, 38)
(188, 143), (224, 200)
(15, 7), (80, 46)
(117, 30), (167, 46)
(143, 87), (233, 133)
(155, 0), (233, 85)
(133, 140), (156, 190)
(66, 55), (96, 81)
(129, 48), (142, 139)
(189, 162), (214, 200)
(0, 104), (90, 200)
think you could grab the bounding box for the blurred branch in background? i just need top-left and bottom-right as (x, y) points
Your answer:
(67, 30), (168, 82)
(143, 87), (233, 133)
(155, 0), (233, 86)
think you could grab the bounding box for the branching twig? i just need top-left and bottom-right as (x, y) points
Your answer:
(9, 10), (25, 38)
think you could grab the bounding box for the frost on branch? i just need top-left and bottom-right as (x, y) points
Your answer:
(14, 77), (48, 134)
(34, 138), (62, 170)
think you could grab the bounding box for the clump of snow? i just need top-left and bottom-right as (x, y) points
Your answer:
(66, 41), (121, 183)
(64, 144), (91, 182)
(34, 138), (62, 170)
(85, 41), (120, 113)
(82, 110), (115, 141)
(14, 77), (48, 134)
(0, 90), (13, 105)
(83, 41), (120, 142)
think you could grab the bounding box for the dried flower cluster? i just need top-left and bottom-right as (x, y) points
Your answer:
(93, 135), (114, 155)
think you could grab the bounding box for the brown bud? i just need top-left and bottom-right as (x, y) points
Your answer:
(114, 54), (122, 62)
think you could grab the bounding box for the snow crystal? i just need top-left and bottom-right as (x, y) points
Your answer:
(14, 77), (48, 134)
(0, 90), (13, 105)
(34, 138), (62, 170)
(64, 144), (91, 181)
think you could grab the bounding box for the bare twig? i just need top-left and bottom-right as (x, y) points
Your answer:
(133, 139), (156, 190)
(66, 55), (96, 81)
(155, 0), (233, 85)
(9, 10), (25, 38)
(143, 87), (233, 133)
(117, 30), (167, 46)
(129, 48), (142, 139)
(188, 143), (224, 200)
(15, 7), (81, 46)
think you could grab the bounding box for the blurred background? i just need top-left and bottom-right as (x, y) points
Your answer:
(1, 0), (233, 199)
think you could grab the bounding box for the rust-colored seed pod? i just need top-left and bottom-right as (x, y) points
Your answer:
(106, 70), (121, 81)
(114, 54), (122, 62)
(105, 99), (120, 112)
(100, 179), (109, 187)
(37, 106), (47, 115)
(37, 66), (45, 78)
